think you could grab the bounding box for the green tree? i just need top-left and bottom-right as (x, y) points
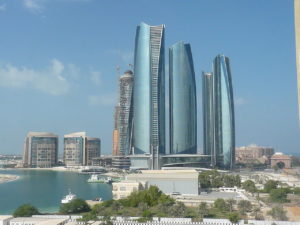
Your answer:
(198, 202), (209, 218)
(59, 198), (90, 214)
(234, 175), (242, 187)
(293, 187), (300, 195)
(111, 200), (123, 211)
(142, 209), (153, 218)
(211, 175), (224, 188)
(170, 202), (187, 217)
(199, 172), (211, 189)
(264, 180), (278, 193)
(237, 200), (252, 215)
(242, 180), (257, 194)
(267, 205), (288, 221)
(214, 198), (229, 212)
(228, 212), (240, 223)
(269, 188), (289, 203)
(13, 204), (40, 217)
(226, 199), (236, 213)
(223, 175), (241, 187)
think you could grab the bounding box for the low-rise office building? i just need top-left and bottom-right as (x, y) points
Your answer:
(23, 132), (58, 168)
(112, 180), (147, 200)
(9, 217), (68, 225)
(126, 169), (199, 195)
(0, 215), (13, 225)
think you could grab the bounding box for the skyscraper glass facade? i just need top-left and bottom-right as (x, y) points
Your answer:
(23, 132), (58, 168)
(295, 0), (300, 121)
(132, 22), (165, 156)
(118, 70), (134, 156)
(202, 72), (215, 165)
(203, 55), (235, 169)
(169, 41), (197, 154)
(64, 132), (86, 166)
(86, 137), (101, 165)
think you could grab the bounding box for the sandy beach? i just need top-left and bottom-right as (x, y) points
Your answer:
(0, 174), (19, 184)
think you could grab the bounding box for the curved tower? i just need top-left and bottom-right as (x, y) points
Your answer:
(295, 0), (300, 121)
(169, 41), (197, 154)
(132, 22), (165, 158)
(202, 72), (215, 165)
(213, 55), (235, 169)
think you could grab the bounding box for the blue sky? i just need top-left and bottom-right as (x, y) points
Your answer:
(0, 0), (299, 155)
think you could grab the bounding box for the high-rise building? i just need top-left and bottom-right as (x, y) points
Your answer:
(202, 72), (215, 165)
(202, 55), (235, 169)
(132, 22), (165, 169)
(112, 105), (120, 156)
(86, 137), (101, 166)
(169, 41), (197, 154)
(118, 70), (134, 156)
(23, 132), (58, 168)
(295, 0), (300, 120)
(64, 132), (101, 166)
(64, 132), (86, 167)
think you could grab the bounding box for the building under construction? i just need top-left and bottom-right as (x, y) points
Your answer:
(112, 105), (120, 156)
(118, 70), (134, 155)
(112, 70), (134, 156)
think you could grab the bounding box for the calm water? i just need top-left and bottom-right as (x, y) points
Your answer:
(0, 169), (112, 214)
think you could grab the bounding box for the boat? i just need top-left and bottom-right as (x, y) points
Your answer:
(61, 189), (77, 204)
(87, 174), (112, 184)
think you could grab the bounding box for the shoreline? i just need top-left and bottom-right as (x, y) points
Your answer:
(0, 167), (79, 172)
(0, 167), (124, 178)
(0, 174), (19, 184)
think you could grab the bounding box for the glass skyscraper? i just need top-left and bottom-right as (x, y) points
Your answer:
(132, 22), (165, 161)
(169, 41), (197, 154)
(295, 0), (300, 121)
(203, 55), (235, 169)
(202, 72), (215, 165)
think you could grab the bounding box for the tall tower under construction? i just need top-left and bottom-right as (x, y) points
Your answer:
(112, 105), (120, 156)
(118, 70), (134, 155)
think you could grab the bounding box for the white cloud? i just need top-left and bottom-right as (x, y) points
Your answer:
(0, 4), (6, 11)
(23, 0), (43, 13)
(22, 0), (94, 14)
(90, 70), (101, 86)
(235, 97), (247, 106)
(88, 94), (116, 106)
(0, 59), (76, 95)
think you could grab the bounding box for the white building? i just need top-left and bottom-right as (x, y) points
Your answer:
(112, 180), (147, 200)
(9, 217), (68, 225)
(0, 216), (13, 225)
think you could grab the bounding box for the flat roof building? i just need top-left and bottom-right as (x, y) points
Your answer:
(23, 132), (58, 168)
(64, 132), (100, 167)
